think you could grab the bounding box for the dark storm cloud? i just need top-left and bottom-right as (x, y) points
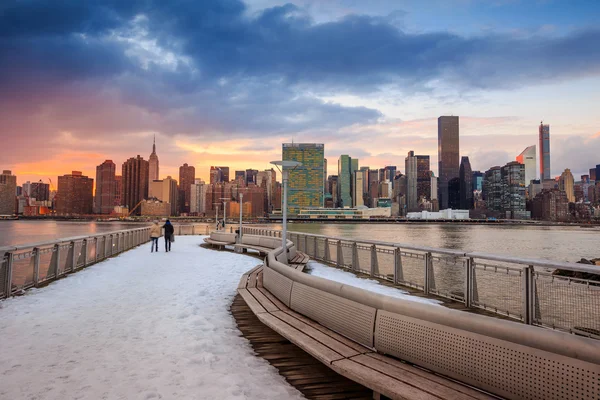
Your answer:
(1, 0), (599, 141)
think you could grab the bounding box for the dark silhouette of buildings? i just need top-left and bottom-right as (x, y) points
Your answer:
(0, 170), (17, 215)
(179, 163), (195, 214)
(459, 156), (473, 209)
(95, 160), (116, 214)
(531, 189), (569, 221)
(539, 122), (551, 180)
(438, 116), (460, 209)
(122, 156), (149, 216)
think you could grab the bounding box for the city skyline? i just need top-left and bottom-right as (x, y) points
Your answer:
(1, 0), (599, 186)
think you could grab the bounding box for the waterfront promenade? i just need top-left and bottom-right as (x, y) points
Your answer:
(0, 237), (303, 400)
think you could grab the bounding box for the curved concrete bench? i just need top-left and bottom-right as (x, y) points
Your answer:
(203, 232), (237, 249)
(256, 246), (600, 400)
(235, 234), (308, 264)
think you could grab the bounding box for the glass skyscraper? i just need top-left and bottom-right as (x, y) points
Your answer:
(438, 116), (460, 209)
(283, 143), (325, 215)
(539, 123), (551, 180)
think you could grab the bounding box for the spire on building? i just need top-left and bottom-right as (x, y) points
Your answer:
(152, 134), (156, 154)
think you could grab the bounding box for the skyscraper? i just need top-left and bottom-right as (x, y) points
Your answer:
(472, 171), (483, 192)
(179, 163), (195, 214)
(245, 169), (258, 186)
(405, 151), (418, 211)
(148, 135), (159, 185)
(235, 170), (246, 183)
(438, 116), (460, 209)
(282, 143), (324, 214)
(216, 166), (230, 183)
(539, 122), (550, 180)
(210, 166), (223, 184)
(29, 181), (50, 202)
(190, 180), (207, 215)
(483, 166), (502, 212)
(95, 160), (116, 214)
(0, 170), (17, 215)
(337, 155), (353, 208)
(415, 157), (430, 200)
(459, 156), (473, 209)
(353, 172), (364, 207)
(122, 155), (149, 216)
(516, 145), (537, 185)
(559, 168), (575, 203)
(114, 175), (122, 206)
(56, 171), (94, 215)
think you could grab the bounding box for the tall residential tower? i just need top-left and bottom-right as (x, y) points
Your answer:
(539, 122), (550, 180)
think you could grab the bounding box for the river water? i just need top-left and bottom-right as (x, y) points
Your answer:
(1, 220), (599, 262)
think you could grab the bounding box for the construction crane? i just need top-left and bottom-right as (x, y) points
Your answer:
(126, 200), (145, 217)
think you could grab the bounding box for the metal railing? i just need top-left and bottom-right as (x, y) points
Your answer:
(242, 226), (600, 339)
(0, 224), (214, 300)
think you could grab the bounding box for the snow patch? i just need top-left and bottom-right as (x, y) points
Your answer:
(306, 261), (441, 306)
(0, 236), (303, 400)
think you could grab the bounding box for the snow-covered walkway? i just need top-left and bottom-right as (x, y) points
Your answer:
(0, 236), (304, 400)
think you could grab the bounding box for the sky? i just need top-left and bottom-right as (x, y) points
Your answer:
(1, 0), (599, 186)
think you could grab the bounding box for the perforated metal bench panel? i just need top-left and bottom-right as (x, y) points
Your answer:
(374, 310), (600, 400)
(290, 282), (376, 348)
(263, 266), (294, 307)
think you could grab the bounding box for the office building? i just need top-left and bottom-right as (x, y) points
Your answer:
(483, 166), (503, 212)
(337, 155), (355, 208)
(122, 155), (149, 216)
(501, 161), (528, 219)
(429, 172), (439, 212)
(257, 169), (276, 212)
(438, 116), (460, 209)
(114, 175), (122, 206)
(405, 151), (418, 211)
(559, 168), (575, 203)
(539, 122), (551, 180)
(95, 160), (116, 214)
(282, 143), (324, 215)
(235, 170), (246, 184)
(216, 167), (229, 183)
(0, 170), (17, 215)
(190, 180), (207, 215)
(415, 157), (430, 200)
(472, 171), (483, 192)
(149, 176), (178, 216)
(448, 177), (461, 209)
(178, 163), (195, 214)
(324, 158), (328, 196)
(148, 136), (159, 185)
(56, 171), (94, 215)
(596, 165), (600, 182)
(353, 172), (364, 207)
(590, 168), (597, 182)
(327, 175), (339, 207)
(531, 189), (569, 221)
(459, 156), (473, 209)
(516, 145), (536, 186)
(246, 169), (258, 186)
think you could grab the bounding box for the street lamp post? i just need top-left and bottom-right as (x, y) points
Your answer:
(213, 203), (220, 230)
(220, 198), (229, 231)
(238, 192), (244, 243)
(270, 160), (302, 263)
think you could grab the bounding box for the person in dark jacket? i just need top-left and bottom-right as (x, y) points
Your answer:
(164, 220), (175, 252)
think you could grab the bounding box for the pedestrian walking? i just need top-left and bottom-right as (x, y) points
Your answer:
(150, 221), (161, 252)
(164, 219), (175, 252)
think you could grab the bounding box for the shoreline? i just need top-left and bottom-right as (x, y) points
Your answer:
(4, 216), (600, 228)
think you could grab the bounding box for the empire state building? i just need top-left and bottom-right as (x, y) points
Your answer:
(149, 135), (159, 184)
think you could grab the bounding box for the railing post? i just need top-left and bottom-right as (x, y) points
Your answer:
(53, 244), (61, 277)
(313, 236), (318, 258)
(394, 247), (402, 285)
(337, 240), (343, 268)
(370, 244), (377, 277)
(33, 248), (40, 285)
(82, 239), (88, 266)
(522, 265), (535, 324)
(324, 239), (330, 262)
(424, 252), (432, 295)
(69, 241), (76, 271)
(352, 241), (358, 272)
(465, 257), (473, 308)
(5, 252), (14, 298)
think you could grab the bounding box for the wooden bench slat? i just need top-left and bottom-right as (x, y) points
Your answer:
(257, 313), (345, 365)
(257, 286), (289, 311)
(331, 359), (443, 400)
(238, 288), (267, 314)
(271, 310), (364, 359)
(363, 353), (493, 400)
(237, 273), (249, 289)
(350, 354), (492, 400)
(248, 269), (260, 288)
(248, 287), (279, 313)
